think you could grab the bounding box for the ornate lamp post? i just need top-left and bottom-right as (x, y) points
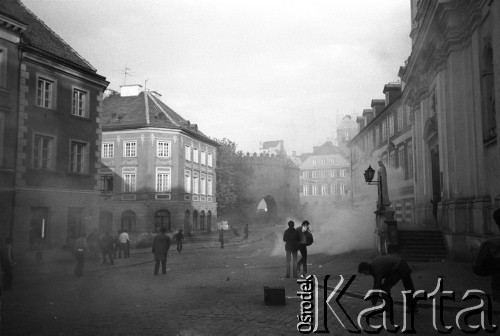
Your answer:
(363, 165), (384, 211)
(364, 164), (398, 254)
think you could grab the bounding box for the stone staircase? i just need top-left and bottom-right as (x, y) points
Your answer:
(398, 229), (448, 262)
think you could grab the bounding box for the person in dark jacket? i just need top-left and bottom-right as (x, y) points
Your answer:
(296, 220), (311, 276)
(473, 209), (500, 301)
(358, 255), (415, 314)
(219, 228), (224, 248)
(283, 220), (301, 278)
(152, 227), (171, 275)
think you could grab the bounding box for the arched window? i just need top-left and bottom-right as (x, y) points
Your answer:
(121, 210), (136, 232)
(200, 211), (205, 231)
(192, 210), (198, 231)
(154, 210), (171, 232)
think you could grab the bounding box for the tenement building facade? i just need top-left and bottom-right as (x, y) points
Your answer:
(401, 0), (500, 258)
(299, 141), (351, 209)
(100, 85), (217, 235)
(349, 83), (415, 226)
(0, 0), (108, 251)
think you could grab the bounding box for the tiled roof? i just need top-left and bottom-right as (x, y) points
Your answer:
(312, 141), (344, 155)
(102, 91), (216, 145)
(0, 0), (96, 72)
(261, 140), (283, 149)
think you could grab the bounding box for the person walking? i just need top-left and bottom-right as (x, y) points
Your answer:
(100, 231), (114, 265)
(152, 227), (171, 275)
(472, 208), (500, 301)
(296, 220), (312, 276)
(283, 220), (300, 278)
(119, 229), (131, 258)
(74, 233), (87, 277)
(1, 237), (14, 290)
(243, 224), (249, 240)
(358, 255), (415, 316)
(219, 228), (225, 248)
(173, 229), (184, 253)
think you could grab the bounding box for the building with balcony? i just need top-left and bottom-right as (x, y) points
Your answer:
(100, 86), (218, 235)
(0, 0), (108, 251)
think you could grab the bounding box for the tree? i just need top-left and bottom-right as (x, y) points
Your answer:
(214, 138), (239, 218)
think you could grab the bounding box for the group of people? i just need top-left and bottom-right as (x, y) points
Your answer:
(283, 220), (312, 278)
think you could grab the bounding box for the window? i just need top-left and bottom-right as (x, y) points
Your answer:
(375, 126), (380, 146)
(184, 170), (191, 193)
(407, 141), (413, 180)
(200, 174), (206, 195)
(33, 134), (54, 169)
(340, 169), (345, 177)
(122, 167), (136, 192)
(157, 140), (171, 157)
(207, 152), (213, 167)
(100, 175), (113, 192)
(312, 160), (317, 166)
(207, 175), (213, 196)
(312, 185), (318, 195)
(389, 114), (395, 137)
(72, 88), (87, 117)
(302, 171), (308, 178)
(303, 185), (309, 195)
(330, 170), (335, 178)
(37, 77), (54, 108)
(193, 174), (199, 194)
(201, 150), (206, 165)
(193, 148), (199, 163)
(381, 119), (387, 142)
(0, 49), (6, 88)
(123, 141), (137, 157)
(69, 140), (88, 174)
(102, 143), (114, 158)
(398, 146), (405, 171)
(389, 150), (395, 168)
(321, 185), (327, 195)
(397, 108), (404, 131)
(340, 184), (346, 195)
(156, 167), (171, 192)
(185, 145), (191, 161)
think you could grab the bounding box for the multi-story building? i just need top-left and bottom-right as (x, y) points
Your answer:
(400, 0), (500, 258)
(259, 140), (284, 156)
(0, 10), (25, 244)
(0, 0), (108, 251)
(299, 141), (351, 208)
(100, 85), (217, 235)
(349, 82), (415, 227)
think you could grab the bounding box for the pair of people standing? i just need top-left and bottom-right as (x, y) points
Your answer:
(283, 220), (312, 278)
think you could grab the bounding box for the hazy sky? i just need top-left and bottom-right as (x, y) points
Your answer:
(22, 0), (411, 154)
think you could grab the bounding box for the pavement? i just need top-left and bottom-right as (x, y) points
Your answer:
(10, 226), (499, 312)
(2, 225), (500, 335)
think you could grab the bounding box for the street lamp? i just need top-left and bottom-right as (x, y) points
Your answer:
(364, 165), (384, 211)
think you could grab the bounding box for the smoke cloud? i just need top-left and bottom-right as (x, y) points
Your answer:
(270, 205), (376, 257)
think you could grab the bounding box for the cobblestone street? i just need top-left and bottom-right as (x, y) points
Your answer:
(2, 228), (499, 335)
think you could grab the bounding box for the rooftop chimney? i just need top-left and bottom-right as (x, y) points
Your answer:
(120, 84), (143, 97)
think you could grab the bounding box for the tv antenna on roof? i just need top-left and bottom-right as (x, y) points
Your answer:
(113, 66), (135, 86)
